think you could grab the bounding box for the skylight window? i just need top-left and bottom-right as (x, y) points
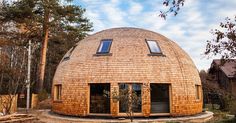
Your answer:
(63, 45), (77, 61)
(146, 40), (162, 54)
(97, 39), (112, 54)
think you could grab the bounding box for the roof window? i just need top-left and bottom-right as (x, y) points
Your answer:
(146, 40), (162, 54)
(97, 39), (112, 54)
(63, 45), (77, 61)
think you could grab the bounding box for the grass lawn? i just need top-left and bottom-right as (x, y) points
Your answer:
(205, 104), (235, 123)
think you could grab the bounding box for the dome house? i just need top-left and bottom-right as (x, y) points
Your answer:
(52, 27), (202, 117)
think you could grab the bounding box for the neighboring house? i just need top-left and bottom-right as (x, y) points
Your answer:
(0, 47), (18, 114)
(208, 59), (236, 96)
(0, 45), (28, 114)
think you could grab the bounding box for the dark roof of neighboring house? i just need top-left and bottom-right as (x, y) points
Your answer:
(212, 59), (236, 78)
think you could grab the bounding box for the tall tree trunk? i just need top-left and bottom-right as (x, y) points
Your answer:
(38, 5), (49, 93)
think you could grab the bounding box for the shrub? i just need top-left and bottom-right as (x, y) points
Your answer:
(38, 89), (48, 102)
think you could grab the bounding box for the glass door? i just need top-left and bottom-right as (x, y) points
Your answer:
(151, 84), (170, 113)
(90, 83), (110, 113)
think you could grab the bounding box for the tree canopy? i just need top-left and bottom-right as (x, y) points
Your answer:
(160, 0), (235, 59)
(0, 0), (92, 40)
(0, 0), (93, 93)
(205, 16), (236, 59)
(159, 0), (185, 19)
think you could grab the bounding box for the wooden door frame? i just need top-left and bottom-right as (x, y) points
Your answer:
(150, 83), (172, 116)
(88, 83), (111, 116)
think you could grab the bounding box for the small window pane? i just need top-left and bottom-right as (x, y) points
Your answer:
(147, 40), (161, 53)
(98, 40), (112, 53)
(63, 45), (77, 60)
(196, 85), (200, 100)
(54, 85), (62, 101)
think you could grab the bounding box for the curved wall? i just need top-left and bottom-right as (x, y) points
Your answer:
(52, 28), (202, 117)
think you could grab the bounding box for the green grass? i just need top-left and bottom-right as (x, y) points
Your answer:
(215, 118), (236, 123)
(205, 104), (235, 123)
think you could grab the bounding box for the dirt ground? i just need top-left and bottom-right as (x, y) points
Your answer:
(0, 107), (215, 123)
(17, 109), (86, 123)
(15, 109), (214, 123)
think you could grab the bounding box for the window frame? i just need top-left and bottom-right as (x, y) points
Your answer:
(54, 84), (62, 101)
(195, 85), (201, 100)
(62, 44), (77, 61)
(118, 83), (142, 113)
(96, 39), (113, 54)
(89, 83), (111, 114)
(145, 39), (163, 55)
(150, 83), (170, 113)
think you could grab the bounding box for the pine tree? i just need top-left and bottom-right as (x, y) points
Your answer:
(0, 0), (93, 93)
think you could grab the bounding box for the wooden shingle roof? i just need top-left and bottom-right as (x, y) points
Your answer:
(213, 59), (236, 78)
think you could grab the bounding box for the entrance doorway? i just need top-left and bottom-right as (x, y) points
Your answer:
(90, 83), (110, 113)
(151, 84), (170, 113)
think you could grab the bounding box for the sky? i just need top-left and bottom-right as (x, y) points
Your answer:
(73, 0), (236, 71)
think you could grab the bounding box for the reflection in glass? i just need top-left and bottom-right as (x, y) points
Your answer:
(147, 40), (161, 53)
(132, 84), (142, 112)
(119, 83), (142, 113)
(90, 84), (110, 113)
(98, 39), (112, 53)
(151, 84), (170, 113)
(119, 83), (129, 113)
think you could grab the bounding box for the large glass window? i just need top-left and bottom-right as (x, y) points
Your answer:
(119, 83), (142, 113)
(54, 84), (62, 101)
(132, 84), (142, 112)
(119, 84), (129, 113)
(97, 39), (112, 54)
(146, 40), (162, 54)
(90, 84), (110, 113)
(151, 84), (170, 113)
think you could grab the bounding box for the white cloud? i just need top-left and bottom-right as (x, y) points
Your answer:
(127, 11), (167, 30)
(75, 0), (236, 70)
(161, 24), (185, 37)
(80, 0), (128, 31)
(85, 10), (105, 33)
(111, 0), (119, 4)
(129, 1), (143, 15)
(102, 3), (127, 27)
(217, 10), (236, 19)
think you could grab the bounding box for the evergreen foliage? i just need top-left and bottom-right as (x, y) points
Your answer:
(0, 0), (93, 92)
